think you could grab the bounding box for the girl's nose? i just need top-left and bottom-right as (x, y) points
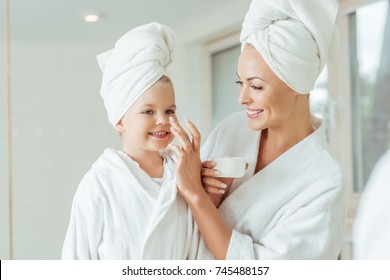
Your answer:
(156, 114), (169, 126)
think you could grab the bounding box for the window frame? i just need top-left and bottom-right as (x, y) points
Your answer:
(333, 0), (386, 259)
(203, 31), (241, 136)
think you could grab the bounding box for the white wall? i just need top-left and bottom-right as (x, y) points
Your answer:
(172, 0), (251, 137)
(0, 0), (10, 259)
(0, 1), (251, 259)
(0, 42), (120, 259)
(0, 42), (11, 259)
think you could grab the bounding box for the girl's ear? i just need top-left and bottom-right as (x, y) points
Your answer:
(115, 119), (124, 132)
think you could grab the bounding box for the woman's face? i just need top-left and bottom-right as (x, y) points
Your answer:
(116, 80), (176, 156)
(236, 44), (298, 131)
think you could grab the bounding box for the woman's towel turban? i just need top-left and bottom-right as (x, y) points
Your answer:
(240, 0), (338, 94)
(97, 22), (176, 126)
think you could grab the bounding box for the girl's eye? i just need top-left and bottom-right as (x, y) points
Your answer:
(235, 80), (243, 86)
(166, 109), (176, 115)
(142, 110), (154, 115)
(251, 85), (263, 90)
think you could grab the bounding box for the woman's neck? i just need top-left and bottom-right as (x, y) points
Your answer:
(255, 100), (314, 173)
(268, 112), (313, 147)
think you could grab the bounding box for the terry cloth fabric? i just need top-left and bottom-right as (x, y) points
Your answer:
(62, 148), (199, 259)
(353, 150), (390, 259)
(97, 22), (176, 126)
(197, 112), (346, 259)
(240, 0), (339, 94)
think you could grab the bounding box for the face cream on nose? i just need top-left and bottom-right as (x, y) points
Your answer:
(212, 157), (246, 178)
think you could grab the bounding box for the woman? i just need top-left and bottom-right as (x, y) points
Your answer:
(169, 0), (346, 259)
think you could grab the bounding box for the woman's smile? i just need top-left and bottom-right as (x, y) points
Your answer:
(246, 108), (264, 119)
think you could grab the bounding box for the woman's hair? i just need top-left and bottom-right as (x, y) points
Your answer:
(158, 75), (171, 83)
(245, 42), (255, 49)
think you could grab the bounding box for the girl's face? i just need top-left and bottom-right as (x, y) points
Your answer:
(116, 80), (176, 157)
(236, 44), (298, 131)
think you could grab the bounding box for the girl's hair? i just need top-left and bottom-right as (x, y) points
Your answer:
(117, 74), (172, 137)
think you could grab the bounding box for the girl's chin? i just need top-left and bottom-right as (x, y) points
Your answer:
(154, 139), (173, 151)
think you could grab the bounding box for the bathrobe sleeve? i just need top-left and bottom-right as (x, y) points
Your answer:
(200, 122), (220, 161)
(62, 175), (104, 260)
(226, 186), (345, 260)
(185, 211), (201, 260)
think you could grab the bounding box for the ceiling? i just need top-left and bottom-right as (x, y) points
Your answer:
(2, 0), (242, 43)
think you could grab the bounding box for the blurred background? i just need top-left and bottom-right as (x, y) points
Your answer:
(0, 0), (389, 259)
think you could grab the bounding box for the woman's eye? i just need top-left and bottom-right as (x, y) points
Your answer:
(235, 80), (243, 86)
(166, 109), (176, 115)
(251, 85), (263, 90)
(142, 110), (154, 115)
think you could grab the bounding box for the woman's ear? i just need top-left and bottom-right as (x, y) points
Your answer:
(115, 119), (124, 133)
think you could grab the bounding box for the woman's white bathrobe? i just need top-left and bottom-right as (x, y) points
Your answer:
(62, 148), (198, 259)
(198, 112), (346, 259)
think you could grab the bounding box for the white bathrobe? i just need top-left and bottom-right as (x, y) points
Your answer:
(353, 150), (390, 259)
(198, 112), (346, 259)
(62, 148), (198, 259)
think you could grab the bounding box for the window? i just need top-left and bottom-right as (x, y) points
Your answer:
(350, 0), (389, 191)
(211, 44), (242, 128)
(310, 65), (330, 128)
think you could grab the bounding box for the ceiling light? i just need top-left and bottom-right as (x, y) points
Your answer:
(82, 12), (101, 23)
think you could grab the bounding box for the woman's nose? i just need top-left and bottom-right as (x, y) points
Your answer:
(238, 87), (251, 105)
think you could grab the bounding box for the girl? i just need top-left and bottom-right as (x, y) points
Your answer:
(62, 22), (198, 260)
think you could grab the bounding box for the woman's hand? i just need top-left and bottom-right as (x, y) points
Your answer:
(168, 117), (233, 260)
(168, 116), (203, 201)
(201, 160), (233, 207)
(202, 161), (249, 207)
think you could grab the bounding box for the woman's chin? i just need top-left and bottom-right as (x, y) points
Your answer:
(248, 119), (267, 131)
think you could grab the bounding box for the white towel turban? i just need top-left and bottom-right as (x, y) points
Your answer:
(240, 0), (338, 94)
(97, 22), (176, 126)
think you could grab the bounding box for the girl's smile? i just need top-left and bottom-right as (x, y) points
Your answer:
(148, 130), (171, 139)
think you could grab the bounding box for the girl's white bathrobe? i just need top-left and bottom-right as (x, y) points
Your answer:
(62, 148), (198, 259)
(198, 112), (346, 259)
